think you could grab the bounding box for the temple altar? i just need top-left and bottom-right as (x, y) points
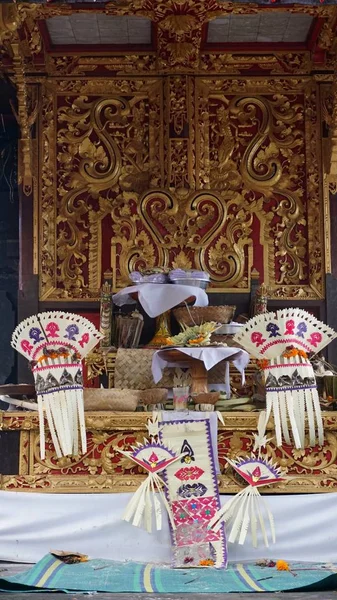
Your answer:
(3, 0), (337, 578)
(2, 410), (337, 495)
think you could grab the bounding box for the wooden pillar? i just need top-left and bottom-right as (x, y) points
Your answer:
(325, 180), (337, 363)
(17, 185), (38, 383)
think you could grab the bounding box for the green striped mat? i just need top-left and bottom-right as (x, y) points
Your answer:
(0, 554), (336, 594)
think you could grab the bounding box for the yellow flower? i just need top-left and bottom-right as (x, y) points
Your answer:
(276, 560), (290, 571)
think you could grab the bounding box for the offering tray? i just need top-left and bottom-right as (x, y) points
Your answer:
(113, 283), (209, 346)
(152, 346), (249, 396)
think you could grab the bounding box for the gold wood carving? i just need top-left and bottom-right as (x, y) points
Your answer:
(9, 43), (38, 197)
(3, 411), (337, 494)
(324, 72), (337, 179)
(3, 2), (334, 77)
(19, 430), (30, 476)
(200, 52), (312, 76)
(323, 173), (334, 275)
(0, 3), (323, 300)
(39, 78), (163, 300)
(196, 77), (324, 299)
(39, 75), (325, 299)
(0, 4), (22, 46)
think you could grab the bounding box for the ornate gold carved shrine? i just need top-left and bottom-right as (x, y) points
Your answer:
(2, 410), (337, 494)
(2, 1), (337, 497)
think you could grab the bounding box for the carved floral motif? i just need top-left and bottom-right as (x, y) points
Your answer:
(196, 78), (323, 298)
(38, 74), (325, 299)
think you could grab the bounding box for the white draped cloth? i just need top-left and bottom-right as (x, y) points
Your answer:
(152, 347), (250, 397)
(112, 284), (208, 318)
(0, 491), (336, 564)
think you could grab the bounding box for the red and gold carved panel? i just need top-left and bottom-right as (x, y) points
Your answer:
(39, 75), (324, 301)
(196, 78), (323, 298)
(40, 78), (164, 300)
(2, 411), (337, 494)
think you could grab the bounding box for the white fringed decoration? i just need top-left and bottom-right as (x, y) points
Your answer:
(11, 311), (103, 459)
(253, 410), (272, 454)
(209, 456), (284, 548)
(209, 487), (275, 548)
(37, 396), (46, 460)
(122, 472), (175, 534)
(232, 308), (337, 449)
(264, 355), (323, 449)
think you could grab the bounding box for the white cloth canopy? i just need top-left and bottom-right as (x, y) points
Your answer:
(0, 491), (336, 564)
(112, 284), (208, 318)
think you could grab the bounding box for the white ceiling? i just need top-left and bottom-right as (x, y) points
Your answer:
(46, 14), (152, 45)
(46, 12), (314, 47)
(207, 13), (314, 43)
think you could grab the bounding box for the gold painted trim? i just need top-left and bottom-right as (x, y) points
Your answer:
(2, 472), (336, 495)
(4, 410), (337, 431)
(33, 139), (38, 275)
(323, 174), (332, 275)
(18, 430), (30, 475)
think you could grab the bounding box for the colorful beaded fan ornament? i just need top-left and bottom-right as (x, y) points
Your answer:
(234, 309), (337, 448)
(209, 455), (285, 548)
(11, 312), (103, 459)
(119, 415), (183, 533)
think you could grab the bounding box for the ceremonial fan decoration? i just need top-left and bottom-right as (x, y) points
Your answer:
(118, 416), (183, 533)
(11, 312), (103, 460)
(234, 309), (337, 448)
(209, 455), (285, 548)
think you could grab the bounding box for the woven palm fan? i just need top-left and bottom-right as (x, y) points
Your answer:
(119, 416), (184, 533)
(234, 309), (337, 448)
(209, 455), (285, 548)
(11, 312), (103, 459)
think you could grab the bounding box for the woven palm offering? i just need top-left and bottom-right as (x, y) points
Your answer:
(234, 308), (337, 448)
(173, 305), (236, 328)
(11, 311), (103, 459)
(138, 388), (168, 405)
(192, 391), (220, 411)
(166, 322), (220, 347)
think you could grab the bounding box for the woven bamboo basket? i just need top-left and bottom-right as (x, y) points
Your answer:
(83, 388), (140, 411)
(114, 348), (175, 389)
(173, 305), (236, 328)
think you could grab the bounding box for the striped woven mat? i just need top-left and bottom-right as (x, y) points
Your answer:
(0, 554), (336, 593)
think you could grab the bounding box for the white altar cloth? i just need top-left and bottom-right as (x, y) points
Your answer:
(0, 490), (336, 564)
(112, 284), (208, 318)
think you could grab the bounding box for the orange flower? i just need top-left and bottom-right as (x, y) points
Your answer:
(257, 359), (269, 370)
(199, 559), (215, 566)
(282, 348), (307, 359)
(276, 560), (290, 571)
(189, 336), (205, 345)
